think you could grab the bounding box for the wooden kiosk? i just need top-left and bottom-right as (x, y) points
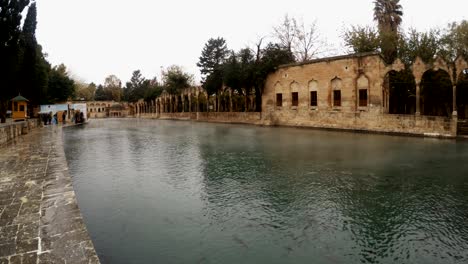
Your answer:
(11, 95), (29, 121)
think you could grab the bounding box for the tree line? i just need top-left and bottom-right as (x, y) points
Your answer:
(2, 0), (467, 121)
(196, 0), (467, 113)
(75, 65), (194, 103)
(0, 1), (79, 122)
(343, 0), (467, 66)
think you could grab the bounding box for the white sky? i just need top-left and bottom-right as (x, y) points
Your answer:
(36, 0), (467, 85)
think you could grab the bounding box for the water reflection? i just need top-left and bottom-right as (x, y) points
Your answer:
(64, 119), (468, 264)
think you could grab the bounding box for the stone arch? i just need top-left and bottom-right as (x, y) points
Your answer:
(421, 69), (453, 117)
(457, 68), (468, 119)
(308, 80), (318, 91)
(274, 81), (283, 92)
(290, 81), (300, 92)
(384, 70), (416, 115)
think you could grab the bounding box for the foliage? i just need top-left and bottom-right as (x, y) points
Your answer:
(197, 37), (229, 98)
(398, 28), (440, 65)
(439, 20), (468, 63)
(162, 65), (193, 95)
(0, 0), (31, 122)
(197, 37), (229, 77)
(222, 49), (255, 95)
(253, 43), (295, 111)
(104, 74), (122, 101)
(124, 70), (146, 102)
(18, 3), (49, 105)
(373, 0), (403, 63)
(94, 85), (111, 101)
(46, 64), (75, 103)
(343, 25), (381, 53)
(144, 83), (163, 101)
(75, 82), (96, 101)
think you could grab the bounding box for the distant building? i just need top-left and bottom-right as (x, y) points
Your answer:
(86, 101), (130, 118)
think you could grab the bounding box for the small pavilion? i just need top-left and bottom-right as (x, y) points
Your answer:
(11, 95), (29, 121)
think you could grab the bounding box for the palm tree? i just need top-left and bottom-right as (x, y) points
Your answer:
(374, 0), (404, 63)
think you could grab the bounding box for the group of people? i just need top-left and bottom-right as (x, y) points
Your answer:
(40, 110), (85, 125)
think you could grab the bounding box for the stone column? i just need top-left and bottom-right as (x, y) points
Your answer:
(453, 85), (458, 117)
(188, 94), (192, 113)
(416, 82), (421, 115)
(229, 90), (233, 112)
(182, 95), (185, 113)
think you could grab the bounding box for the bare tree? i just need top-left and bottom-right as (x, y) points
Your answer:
(273, 15), (323, 62)
(273, 14), (297, 53)
(294, 19), (321, 62)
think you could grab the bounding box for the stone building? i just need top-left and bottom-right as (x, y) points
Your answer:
(262, 52), (468, 137)
(87, 101), (130, 118)
(131, 52), (468, 137)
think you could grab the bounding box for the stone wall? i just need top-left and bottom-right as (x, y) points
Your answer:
(196, 112), (262, 124)
(264, 109), (456, 137)
(0, 119), (41, 146)
(138, 112), (262, 125)
(262, 52), (459, 138)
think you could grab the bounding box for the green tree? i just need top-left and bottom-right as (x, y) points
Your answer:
(223, 49), (256, 111)
(343, 25), (381, 53)
(47, 64), (75, 103)
(144, 78), (163, 101)
(440, 20), (468, 63)
(399, 28), (440, 65)
(162, 65), (193, 95)
(104, 74), (122, 102)
(75, 82), (96, 101)
(197, 38), (229, 111)
(124, 70), (147, 102)
(253, 43), (295, 111)
(94, 85), (111, 101)
(18, 3), (48, 106)
(0, 0), (31, 122)
(374, 0), (403, 63)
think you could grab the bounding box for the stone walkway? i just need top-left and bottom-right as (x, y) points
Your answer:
(0, 126), (100, 263)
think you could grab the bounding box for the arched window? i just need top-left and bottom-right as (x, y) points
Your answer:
(274, 82), (283, 107)
(309, 80), (318, 107)
(290, 81), (300, 107)
(357, 75), (369, 107)
(331, 77), (342, 107)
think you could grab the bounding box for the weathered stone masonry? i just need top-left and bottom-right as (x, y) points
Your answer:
(262, 52), (467, 137)
(0, 126), (100, 263)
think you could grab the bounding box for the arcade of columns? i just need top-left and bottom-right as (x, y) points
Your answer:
(133, 86), (208, 116)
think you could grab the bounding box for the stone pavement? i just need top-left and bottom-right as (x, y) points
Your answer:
(0, 126), (100, 263)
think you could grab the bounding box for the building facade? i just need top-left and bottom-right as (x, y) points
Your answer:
(261, 52), (468, 137)
(87, 101), (130, 118)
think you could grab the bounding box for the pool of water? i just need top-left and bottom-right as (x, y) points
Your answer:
(63, 119), (468, 264)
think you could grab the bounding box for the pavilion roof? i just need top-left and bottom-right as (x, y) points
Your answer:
(11, 95), (29, 102)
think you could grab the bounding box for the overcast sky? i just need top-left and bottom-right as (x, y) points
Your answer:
(36, 0), (467, 85)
